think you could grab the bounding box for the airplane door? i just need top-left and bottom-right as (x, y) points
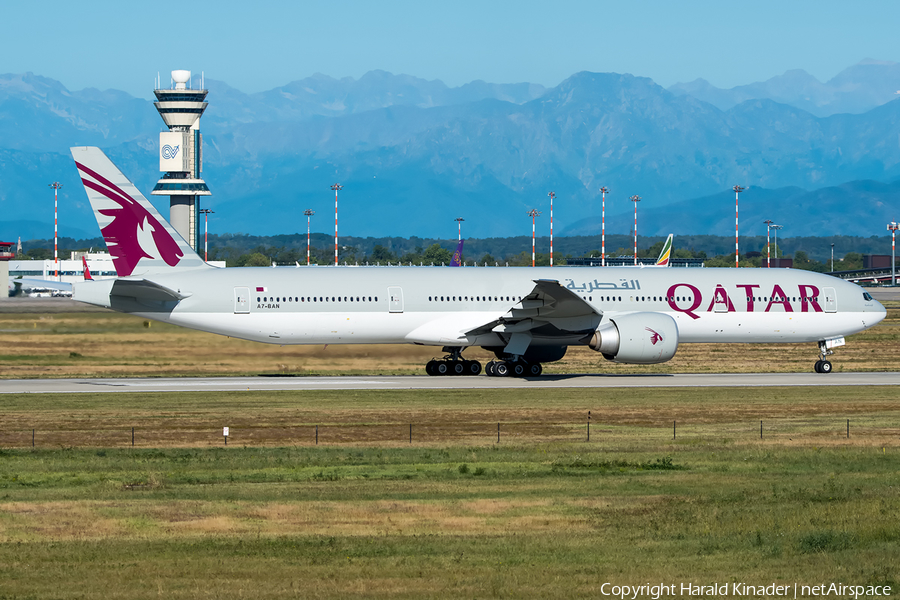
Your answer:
(234, 287), (250, 314)
(823, 287), (837, 313)
(713, 295), (729, 313)
(388, 286), (404, 313)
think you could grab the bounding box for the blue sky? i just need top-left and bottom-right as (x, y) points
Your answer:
(5, 0), (899, 96)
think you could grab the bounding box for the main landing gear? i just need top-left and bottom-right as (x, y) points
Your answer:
(485, 359), (542, 378)
(814, 340), (833, 374)
(425, 347), (482, 376)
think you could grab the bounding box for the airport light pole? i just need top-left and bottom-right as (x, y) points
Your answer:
(304, 209), (315, 265)
(455, 217), (464, 241)
(49, 182), (62, 280)
(600, 186), (609, 266)
(528, 209), (541, 267)
(771, 224), (783, 266)
(763, 220), (774, 267)
(548, 191), (555, 266)
(630, 195), (641, 265)
(733, 185), (744, 268)
(888, 222), (899, 286)
(331, 184), (342, 266)
(199, 208), (214, 262)
(831, 243), (835, 273)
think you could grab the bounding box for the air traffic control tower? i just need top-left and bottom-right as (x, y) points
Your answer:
(151, 70), (211, 251)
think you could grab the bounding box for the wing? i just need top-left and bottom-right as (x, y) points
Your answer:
(465, 279), (602, 355)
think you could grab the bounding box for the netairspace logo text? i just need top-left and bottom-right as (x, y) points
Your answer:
(599, 582), (892, 599)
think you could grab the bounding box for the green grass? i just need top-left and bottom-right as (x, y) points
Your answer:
(0, 388), (899, 598)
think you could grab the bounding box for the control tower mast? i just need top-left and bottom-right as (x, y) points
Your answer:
(151, 70), (211, 251)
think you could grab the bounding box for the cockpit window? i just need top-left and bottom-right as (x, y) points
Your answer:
(863, 292), (874, 301)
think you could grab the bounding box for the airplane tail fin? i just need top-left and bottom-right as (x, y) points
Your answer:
(655, 234), (674, 267)
(82, 255), (93, 281)
(450, 239), (464, 266)
(70, 146), (207, 277)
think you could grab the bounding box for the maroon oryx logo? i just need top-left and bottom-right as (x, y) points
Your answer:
(76, 161), (183, 276)
(646, 327), (663, 345)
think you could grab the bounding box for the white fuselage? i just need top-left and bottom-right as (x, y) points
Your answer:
(75, 265), (886, 349)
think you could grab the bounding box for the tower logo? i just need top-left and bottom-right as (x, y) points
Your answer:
(161, 144), (180, 160)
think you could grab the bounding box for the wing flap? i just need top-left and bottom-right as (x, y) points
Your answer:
(465, 279), (602, 338)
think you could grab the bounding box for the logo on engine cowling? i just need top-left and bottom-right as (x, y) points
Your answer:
(646, 327), (663, 345)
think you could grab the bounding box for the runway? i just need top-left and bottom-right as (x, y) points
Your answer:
(2, 371), (899, 394)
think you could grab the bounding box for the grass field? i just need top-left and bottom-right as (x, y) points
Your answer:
(1, 303), (898, 597)
(0, 300), (898, 378)
(0, 388), (898, 598)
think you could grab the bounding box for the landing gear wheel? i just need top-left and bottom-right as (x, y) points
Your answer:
(485, 361), (496, 376)
(436, 361), (449, 376)
(512, 362), (526, 377)
(494, 361), (510, 377)
(820, 360), (832, 373)
(426, 360), (438, 376)
(814, 360), (822, 373)
(452, 361), (465, 375)
(528, 363), (543, 377)
(465, 360), (482, 376)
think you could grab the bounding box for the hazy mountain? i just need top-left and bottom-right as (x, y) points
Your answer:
(202, 71), (546, 130)
(1, 66), (899, 243)
(564, 181), (899, 239)
(669, 59), (900, 116)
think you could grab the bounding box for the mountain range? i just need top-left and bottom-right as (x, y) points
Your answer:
(0, 61), (898, 243)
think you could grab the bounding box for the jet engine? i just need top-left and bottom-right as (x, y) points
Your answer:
(588, 312), (679, 364)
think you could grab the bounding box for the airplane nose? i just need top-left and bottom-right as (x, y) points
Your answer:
(870, 300), (887, 326)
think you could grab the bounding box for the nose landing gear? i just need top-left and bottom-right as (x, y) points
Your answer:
(814, 340), (835, 373)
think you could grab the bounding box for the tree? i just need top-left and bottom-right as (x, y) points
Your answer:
(370, 244), (397, 263)
(422, 243), (452, 265)
(238, 252), (270, 267)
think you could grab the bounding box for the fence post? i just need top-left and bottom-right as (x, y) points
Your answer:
(847, 419), (849, 439)
(760, 420), (763, 440)
(673, 420), (676, 440)
(132, 427), (134, 447)
(409, 424), (412, 444)
(316, 425), (318, 445)
(497, 423), (500, 444)
(32, 429), (34, 448)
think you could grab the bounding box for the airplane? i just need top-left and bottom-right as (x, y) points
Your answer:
(8, 277), (73, 298)
(655, 234), (673, 266)
(450, 239), (464, 266)
(70, 146), (886, 377)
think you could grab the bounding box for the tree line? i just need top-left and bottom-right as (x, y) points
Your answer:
(16, 232), (897, 271)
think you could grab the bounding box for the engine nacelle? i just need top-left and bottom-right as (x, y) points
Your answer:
(588, 312), (679, 364)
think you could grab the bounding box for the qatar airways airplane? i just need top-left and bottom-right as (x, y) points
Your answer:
(70, 146), (885, 377)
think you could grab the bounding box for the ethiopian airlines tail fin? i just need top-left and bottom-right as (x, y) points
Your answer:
(450, 239), (464, 266)
(70, 146), (207, 277)
(655, 234), (674, 267)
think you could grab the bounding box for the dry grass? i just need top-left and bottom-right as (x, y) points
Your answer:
(1, 301), (898, 378)
(0, 387), (898, 449)
(0, 387), (898, 597)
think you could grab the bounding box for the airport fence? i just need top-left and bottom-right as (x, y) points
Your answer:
(1, 415), (898, 449)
